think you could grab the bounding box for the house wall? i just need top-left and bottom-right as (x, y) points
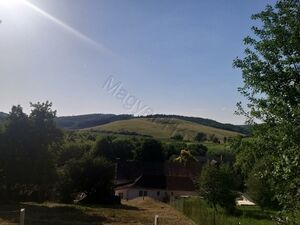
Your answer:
(115, 188), (196, 201)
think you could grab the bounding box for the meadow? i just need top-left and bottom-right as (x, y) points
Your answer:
(171, 197), (277, 225)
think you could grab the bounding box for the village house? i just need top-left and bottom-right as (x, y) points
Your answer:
(114, 161), (204, 201)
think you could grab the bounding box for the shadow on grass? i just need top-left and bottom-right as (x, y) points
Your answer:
(83, 202), (143, 211)
(0, 203), (108, 225)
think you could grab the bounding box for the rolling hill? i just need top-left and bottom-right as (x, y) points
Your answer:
(85, 117), (243, 141)
(0, 111), (248, 139)
(0, 112), (8, 123)
(143, 114), (249, 134)
(55, 114), (133, 130)
(0, 112), (8, 118)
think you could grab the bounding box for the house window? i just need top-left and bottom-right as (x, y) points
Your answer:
(119, 192), (124, 199)
(143, 191), (148, 196)
(157, 191), (160, 196)
(139, 190), (143, 197)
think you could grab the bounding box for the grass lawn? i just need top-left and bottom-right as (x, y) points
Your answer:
(0, 197), (196, 225)
(171, 197), (277, 225)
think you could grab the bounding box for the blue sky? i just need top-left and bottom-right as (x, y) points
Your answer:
(0, 0), (276, 124)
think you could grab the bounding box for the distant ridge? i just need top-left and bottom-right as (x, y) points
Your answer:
(0, 112), (8, 119)
(55, 114), (133, 130)
(0, 111), (249, 135)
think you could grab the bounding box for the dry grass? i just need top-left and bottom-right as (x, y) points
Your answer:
(0, 198), (195, 225)
(88, 118), (241, 140)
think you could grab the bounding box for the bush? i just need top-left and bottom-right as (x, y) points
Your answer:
(171, 134), (184, 141)
(194, 132), (207, 142)
(188, 143), (208, 156)
(135, 139), (165, 162)
(246, 159), (279, 210)
(196, 162), (238, 214)
(58, 156), (115, 204)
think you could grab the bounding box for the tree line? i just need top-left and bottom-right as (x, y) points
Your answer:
(0, 103), (209, 203)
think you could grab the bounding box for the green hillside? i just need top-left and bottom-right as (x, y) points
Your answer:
(0, 112), (8, 125)
(86, 117), (243, 140)
(55, 114), (133, 130)
(143, 114), (249, 135)
(0, 112), (8, 119)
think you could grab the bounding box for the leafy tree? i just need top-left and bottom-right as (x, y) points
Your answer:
(112, 139), (134, 160)
(0, 105), (31, 200)
(136, 139), (165, 162)
(230, 136), (258, 178)
(163, 142), (186, 160)
(187, 143), (208, 157)
(59, 156), (115, 203)
(246, 159), (279, 210)
(194, 132), (207, 142)
(209, 134), (220, 144)
(57, 142), (91, 166)
(93, 136), (115, 160)
(29, 102), (63, 198)
(233, 0), (300, 220)
(0, 102), (63, 201)
(196, 162), (238, 214)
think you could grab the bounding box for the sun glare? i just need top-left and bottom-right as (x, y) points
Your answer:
(0, 0), (24, 9)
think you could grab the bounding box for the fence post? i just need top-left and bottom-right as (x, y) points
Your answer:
(20, 208), (25, 225)
(154, 215), (159, 225)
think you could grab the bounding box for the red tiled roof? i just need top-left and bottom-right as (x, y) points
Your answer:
(115, 161), (204, 191)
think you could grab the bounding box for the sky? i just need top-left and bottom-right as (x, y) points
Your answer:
(0, 0), (276, 124)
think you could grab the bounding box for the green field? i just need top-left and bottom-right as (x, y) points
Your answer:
(172, 197), (277, 225)
(85, 118), (242, 141)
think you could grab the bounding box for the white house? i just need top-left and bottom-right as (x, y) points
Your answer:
(114, 161), (203, 201)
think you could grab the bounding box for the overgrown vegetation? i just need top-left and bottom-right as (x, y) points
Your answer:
(0, 102), (223, 204)
(0, 102), (117, 204)
(196, 163), (238, 214)
(232, 0), (300, 223)
(172, 197), (276, 225)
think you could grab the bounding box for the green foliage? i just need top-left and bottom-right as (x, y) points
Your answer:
(196, 163), (238, 214)
(208, 134), (220, 144)
(187, 143), (208, 157)
(135, 138), (165, 162)
(0, 102), (63, 201)
(163, 142), (186, 160)
(171, 134), (184, 141)
(93, 136), (135, 161)
(59, 155), (115, 203)
(172, 197), (277, 225)
(112, 138), (135, 160)
(233, 0), (300, 219)
(93, 136), (115, 160)
(194, 132), (207, 142)
(57, 142), (92, 167)
(246, 160), (279, 210)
